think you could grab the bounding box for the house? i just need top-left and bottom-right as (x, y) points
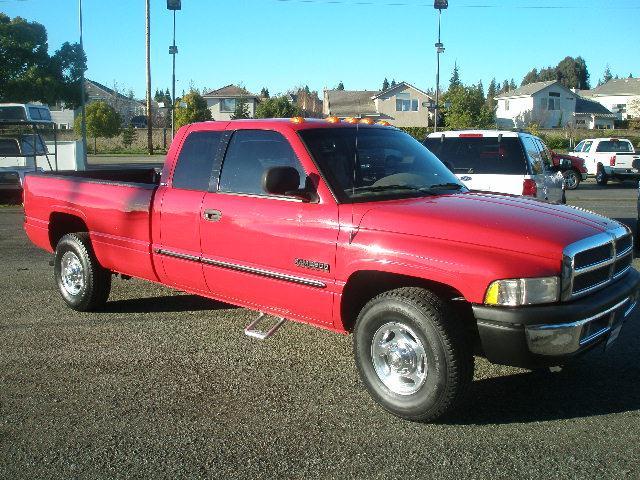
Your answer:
(323, 82), (433, 127)
(573, 96), (616, 130)
(578, 78), (640, 120)
(203, 85), (260, 120)
(84, 79), (146, 124)
(495, 80), (576, 129)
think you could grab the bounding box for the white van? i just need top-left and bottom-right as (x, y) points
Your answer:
(424, 130), (566, 203)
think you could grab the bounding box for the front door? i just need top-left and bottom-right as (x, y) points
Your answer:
(199, 129), (338, 327)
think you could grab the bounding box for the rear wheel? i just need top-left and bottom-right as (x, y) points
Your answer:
(563, 169), (581, 190)
(596, 165), (609, 186)
(353, 287), (474, 422)
(54, 233), (111, 311)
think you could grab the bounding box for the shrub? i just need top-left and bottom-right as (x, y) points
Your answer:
(399, 127), (429, 141)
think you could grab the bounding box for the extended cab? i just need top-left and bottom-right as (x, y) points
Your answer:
(572, 137), (640, 185)
(23, 119), (640, 422)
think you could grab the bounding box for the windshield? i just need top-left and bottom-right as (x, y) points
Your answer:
(424, 137), (528, 174)
(299, 127), (465, 202)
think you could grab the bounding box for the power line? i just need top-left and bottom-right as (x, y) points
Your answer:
(272, 0), (640, 9)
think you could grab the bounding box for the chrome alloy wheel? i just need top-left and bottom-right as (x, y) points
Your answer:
(564, 170), (579, 189)
(371, 322), (427, 395)
(61, 251), (84, 296)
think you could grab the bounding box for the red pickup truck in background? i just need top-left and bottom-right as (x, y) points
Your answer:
(23, 118), (640, 422)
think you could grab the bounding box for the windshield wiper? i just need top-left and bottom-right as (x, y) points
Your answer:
(426, 182), (465, 191)
(353, 184), (425, 193)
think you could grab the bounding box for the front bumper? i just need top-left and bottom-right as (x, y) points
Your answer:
(472, 268), (640, 368)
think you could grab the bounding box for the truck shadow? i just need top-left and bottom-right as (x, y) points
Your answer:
(446, 319), (640, 425)
(102, 294), (235, 314)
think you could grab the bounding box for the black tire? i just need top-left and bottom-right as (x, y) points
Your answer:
(54, 233), (111, 311)
(563, 169), (581, 190)
(596, 165), (609, 186)
(353, 287), (474, 422)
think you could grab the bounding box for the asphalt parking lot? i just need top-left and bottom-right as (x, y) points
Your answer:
(1, 179), (639, 479)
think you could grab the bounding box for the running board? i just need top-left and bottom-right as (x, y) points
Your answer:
(244, 312), (286, 340)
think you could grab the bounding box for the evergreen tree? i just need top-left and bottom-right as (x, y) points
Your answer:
(521, 68), (539, 86)
(501, 80), (510, 93)
(602, 65), (613, 85)
(260, 87), (270, 98)
(486, 78), (498, 109)
(449, 62), (462, 89)
(336, 81), (345, 90)
(382, 78), (390, 91)
(390, 79), (397, 87)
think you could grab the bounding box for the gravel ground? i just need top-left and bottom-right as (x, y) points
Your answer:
(1, 179), (639, 479)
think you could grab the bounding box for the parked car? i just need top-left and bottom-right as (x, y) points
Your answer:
(551, 151), (588, 190)
(571, 138), (640, 185)
(23, 118), (639, 422)
(424, 130), (567, 203)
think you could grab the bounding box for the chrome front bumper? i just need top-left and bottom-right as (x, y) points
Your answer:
(525, 294), (638, 356)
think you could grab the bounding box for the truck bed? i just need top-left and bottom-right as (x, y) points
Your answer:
(23, 169), (161, 282)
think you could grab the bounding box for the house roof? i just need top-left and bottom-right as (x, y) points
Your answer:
(372, 81), (431, 99)
(574, 97), (616, 118)
(86, 79), (136, 102)
(495, 80), (558, 99)
(325, 89), (380, 116)
(203, 84), (258, 98)
(588, 78), (640, 96)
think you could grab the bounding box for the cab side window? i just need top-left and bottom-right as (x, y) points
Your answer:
(219, 130), (305, 196)
(535, 139), (552, 169)
(521, 136), (543, 174)
(172, 131), (223, 191)
(583, 141), (593, 152)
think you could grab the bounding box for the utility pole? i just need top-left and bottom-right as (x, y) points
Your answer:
(146, 0), (153, 155)
(167, 1), (182, 139)
(78, 0), (87, 166)
(433, 1), (447, 132)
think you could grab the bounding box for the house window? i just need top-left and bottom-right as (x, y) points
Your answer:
(505, 100), (509, 111)
(220, 98), (236, 112)
(396, 93), (418, 112)
(544, 92), (560, 111)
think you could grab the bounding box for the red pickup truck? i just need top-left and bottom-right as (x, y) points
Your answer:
(23, 118), (640, 422)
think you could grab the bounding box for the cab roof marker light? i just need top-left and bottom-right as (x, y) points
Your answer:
(290, 117), (305, 124)
(344, 117), (358, 124)
(359, 118), (375, 125)
(326, 116), (341, 123)
(376, 120), (391, 126)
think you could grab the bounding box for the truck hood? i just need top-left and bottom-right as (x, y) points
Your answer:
(355, 192), (622, 261)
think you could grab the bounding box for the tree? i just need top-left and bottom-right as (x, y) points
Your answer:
(0, 13), (86, 107)
(382, 78), (390, 91)
(449, 62), (461, 90)
(121, 124), (136, 149)
(509, 79), (517, 90)
(521, 68), (539, 86)
(174, 90), (211, 129)
(443, 83), (494, 130)
(390, 79), (397, 87)
(260, 87), (270, 98)
(74, 101), (121, 154)
(486, 78), (498, 109)
(501, 80), (510, 93)
(601, 65), (613, 85)
(336, 81), (345, 90)
(555, 56), (589, 89)
(230, 96), (251, 119)
(255, 96), (301, 118)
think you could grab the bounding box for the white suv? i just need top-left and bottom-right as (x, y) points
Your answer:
(424, 130), (566, 203)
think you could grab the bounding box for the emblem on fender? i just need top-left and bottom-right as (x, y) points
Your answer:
(295, 258), (330, 272)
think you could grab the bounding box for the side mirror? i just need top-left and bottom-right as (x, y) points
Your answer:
(262, 166), (312, 201)
(560, 158), (572, 169)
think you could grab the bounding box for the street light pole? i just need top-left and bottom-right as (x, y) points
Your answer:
(434, 9), (441, 132)
(78, 0), (87, 165)
(171, 9), (176, 138)
(146, 0), (153, 155)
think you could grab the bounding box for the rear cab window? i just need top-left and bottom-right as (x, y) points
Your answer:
(171, 131), (223, 191)
(595, 140), (633, 153)
(424, 136), (528, 175)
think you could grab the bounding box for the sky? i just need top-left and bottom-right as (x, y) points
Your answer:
(1, 0), (639, 99)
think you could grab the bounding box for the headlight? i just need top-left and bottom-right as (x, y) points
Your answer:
(484, 277), (559, 306)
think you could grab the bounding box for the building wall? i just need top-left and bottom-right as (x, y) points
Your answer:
(591, 94), (640, 120)
(50, 109), (75, 130)
(496, 96), (533, 128)
(374, 86), (432, 127)
(206, 98), (257, 121)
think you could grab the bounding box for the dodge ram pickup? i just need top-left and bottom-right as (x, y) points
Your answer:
(23, 118), (640, 422)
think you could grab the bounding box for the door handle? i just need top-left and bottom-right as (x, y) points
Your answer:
(203, 209), (222, 222)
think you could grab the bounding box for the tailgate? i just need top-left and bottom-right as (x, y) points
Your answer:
(613, 153), (640, 169)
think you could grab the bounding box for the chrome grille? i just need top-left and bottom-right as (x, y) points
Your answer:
(561, 226), (634, 301)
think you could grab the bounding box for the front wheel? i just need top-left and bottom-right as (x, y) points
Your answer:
(563, 169), (581, 190)
(596, 165), (609, 186)
(54, 233), (111, 311)
(353, 287), (474, 422)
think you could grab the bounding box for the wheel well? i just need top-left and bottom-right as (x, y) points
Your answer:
(340, 271), (467, 333)
(48, 212), (88, 250)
